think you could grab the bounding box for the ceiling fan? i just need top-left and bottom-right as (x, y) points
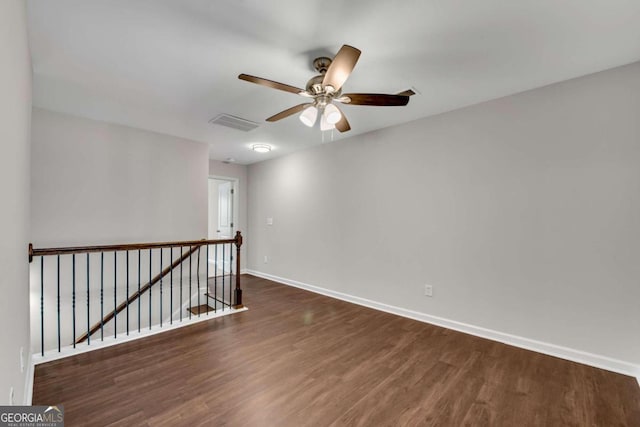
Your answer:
(238, 45), (414, 133)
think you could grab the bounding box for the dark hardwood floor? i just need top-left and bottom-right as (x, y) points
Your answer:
(33, 275), (640, 426)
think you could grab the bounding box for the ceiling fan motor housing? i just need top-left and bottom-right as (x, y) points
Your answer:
(307, 56), (343, 97)
(306, 55), (344, 104)
(305, 75), (324, 94)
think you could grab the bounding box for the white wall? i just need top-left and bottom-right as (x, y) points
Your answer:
(0, 0), (32, 404)
(247, 62), (640, 369)
(32, 108), (208, 246)
(209, 160), (248, 270)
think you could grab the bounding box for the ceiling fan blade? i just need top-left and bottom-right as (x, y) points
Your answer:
(396, 89), (416, 97)
(266, 103), (312, 122)
(339, 93), (410, 106)
(322, 45), (361, 92)
(334, 105), (351, 132)
(238, 74), (305, 95)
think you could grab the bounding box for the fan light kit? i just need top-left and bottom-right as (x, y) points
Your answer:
(252, 144), (271, 153)
(299, 106), (318, 127)
(239, 44), (414, 133)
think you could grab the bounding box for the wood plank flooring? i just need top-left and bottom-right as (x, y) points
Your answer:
(33, 274), (640, 426)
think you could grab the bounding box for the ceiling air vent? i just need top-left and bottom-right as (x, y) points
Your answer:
(209, 114), (259, 132)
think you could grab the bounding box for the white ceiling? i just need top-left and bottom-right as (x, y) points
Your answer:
(27, 0), (640, 165)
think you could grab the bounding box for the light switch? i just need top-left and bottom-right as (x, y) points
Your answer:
(266, 217), (273, 226)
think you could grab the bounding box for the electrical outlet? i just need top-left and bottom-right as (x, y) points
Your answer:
(263, 255), (268, 264)
(424, 285), (433, 297)
(9, 387), (14, 405)
(20, 347), (24, 373)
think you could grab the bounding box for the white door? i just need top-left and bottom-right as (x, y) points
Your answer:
(217, 181), (233, 238)
(208, 178), (235, 278)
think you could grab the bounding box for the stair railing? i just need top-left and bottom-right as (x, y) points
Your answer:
(28, 231), (243, 357)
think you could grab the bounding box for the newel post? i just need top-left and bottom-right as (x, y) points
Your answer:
(234, 231), (243, 308)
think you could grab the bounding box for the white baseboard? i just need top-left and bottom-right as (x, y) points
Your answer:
(23, 352), (33, 405)
(246, 269), (640, 381)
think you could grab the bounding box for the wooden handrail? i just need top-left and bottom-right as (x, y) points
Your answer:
(75, 244), (204, 344)
(29, 237), (238, 261)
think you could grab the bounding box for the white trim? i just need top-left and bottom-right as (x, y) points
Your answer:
(23, 352), (34, 405)
(32, 306), (248, 365)
(208, 174), (239, 181)
(246, 269), (640, 379)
